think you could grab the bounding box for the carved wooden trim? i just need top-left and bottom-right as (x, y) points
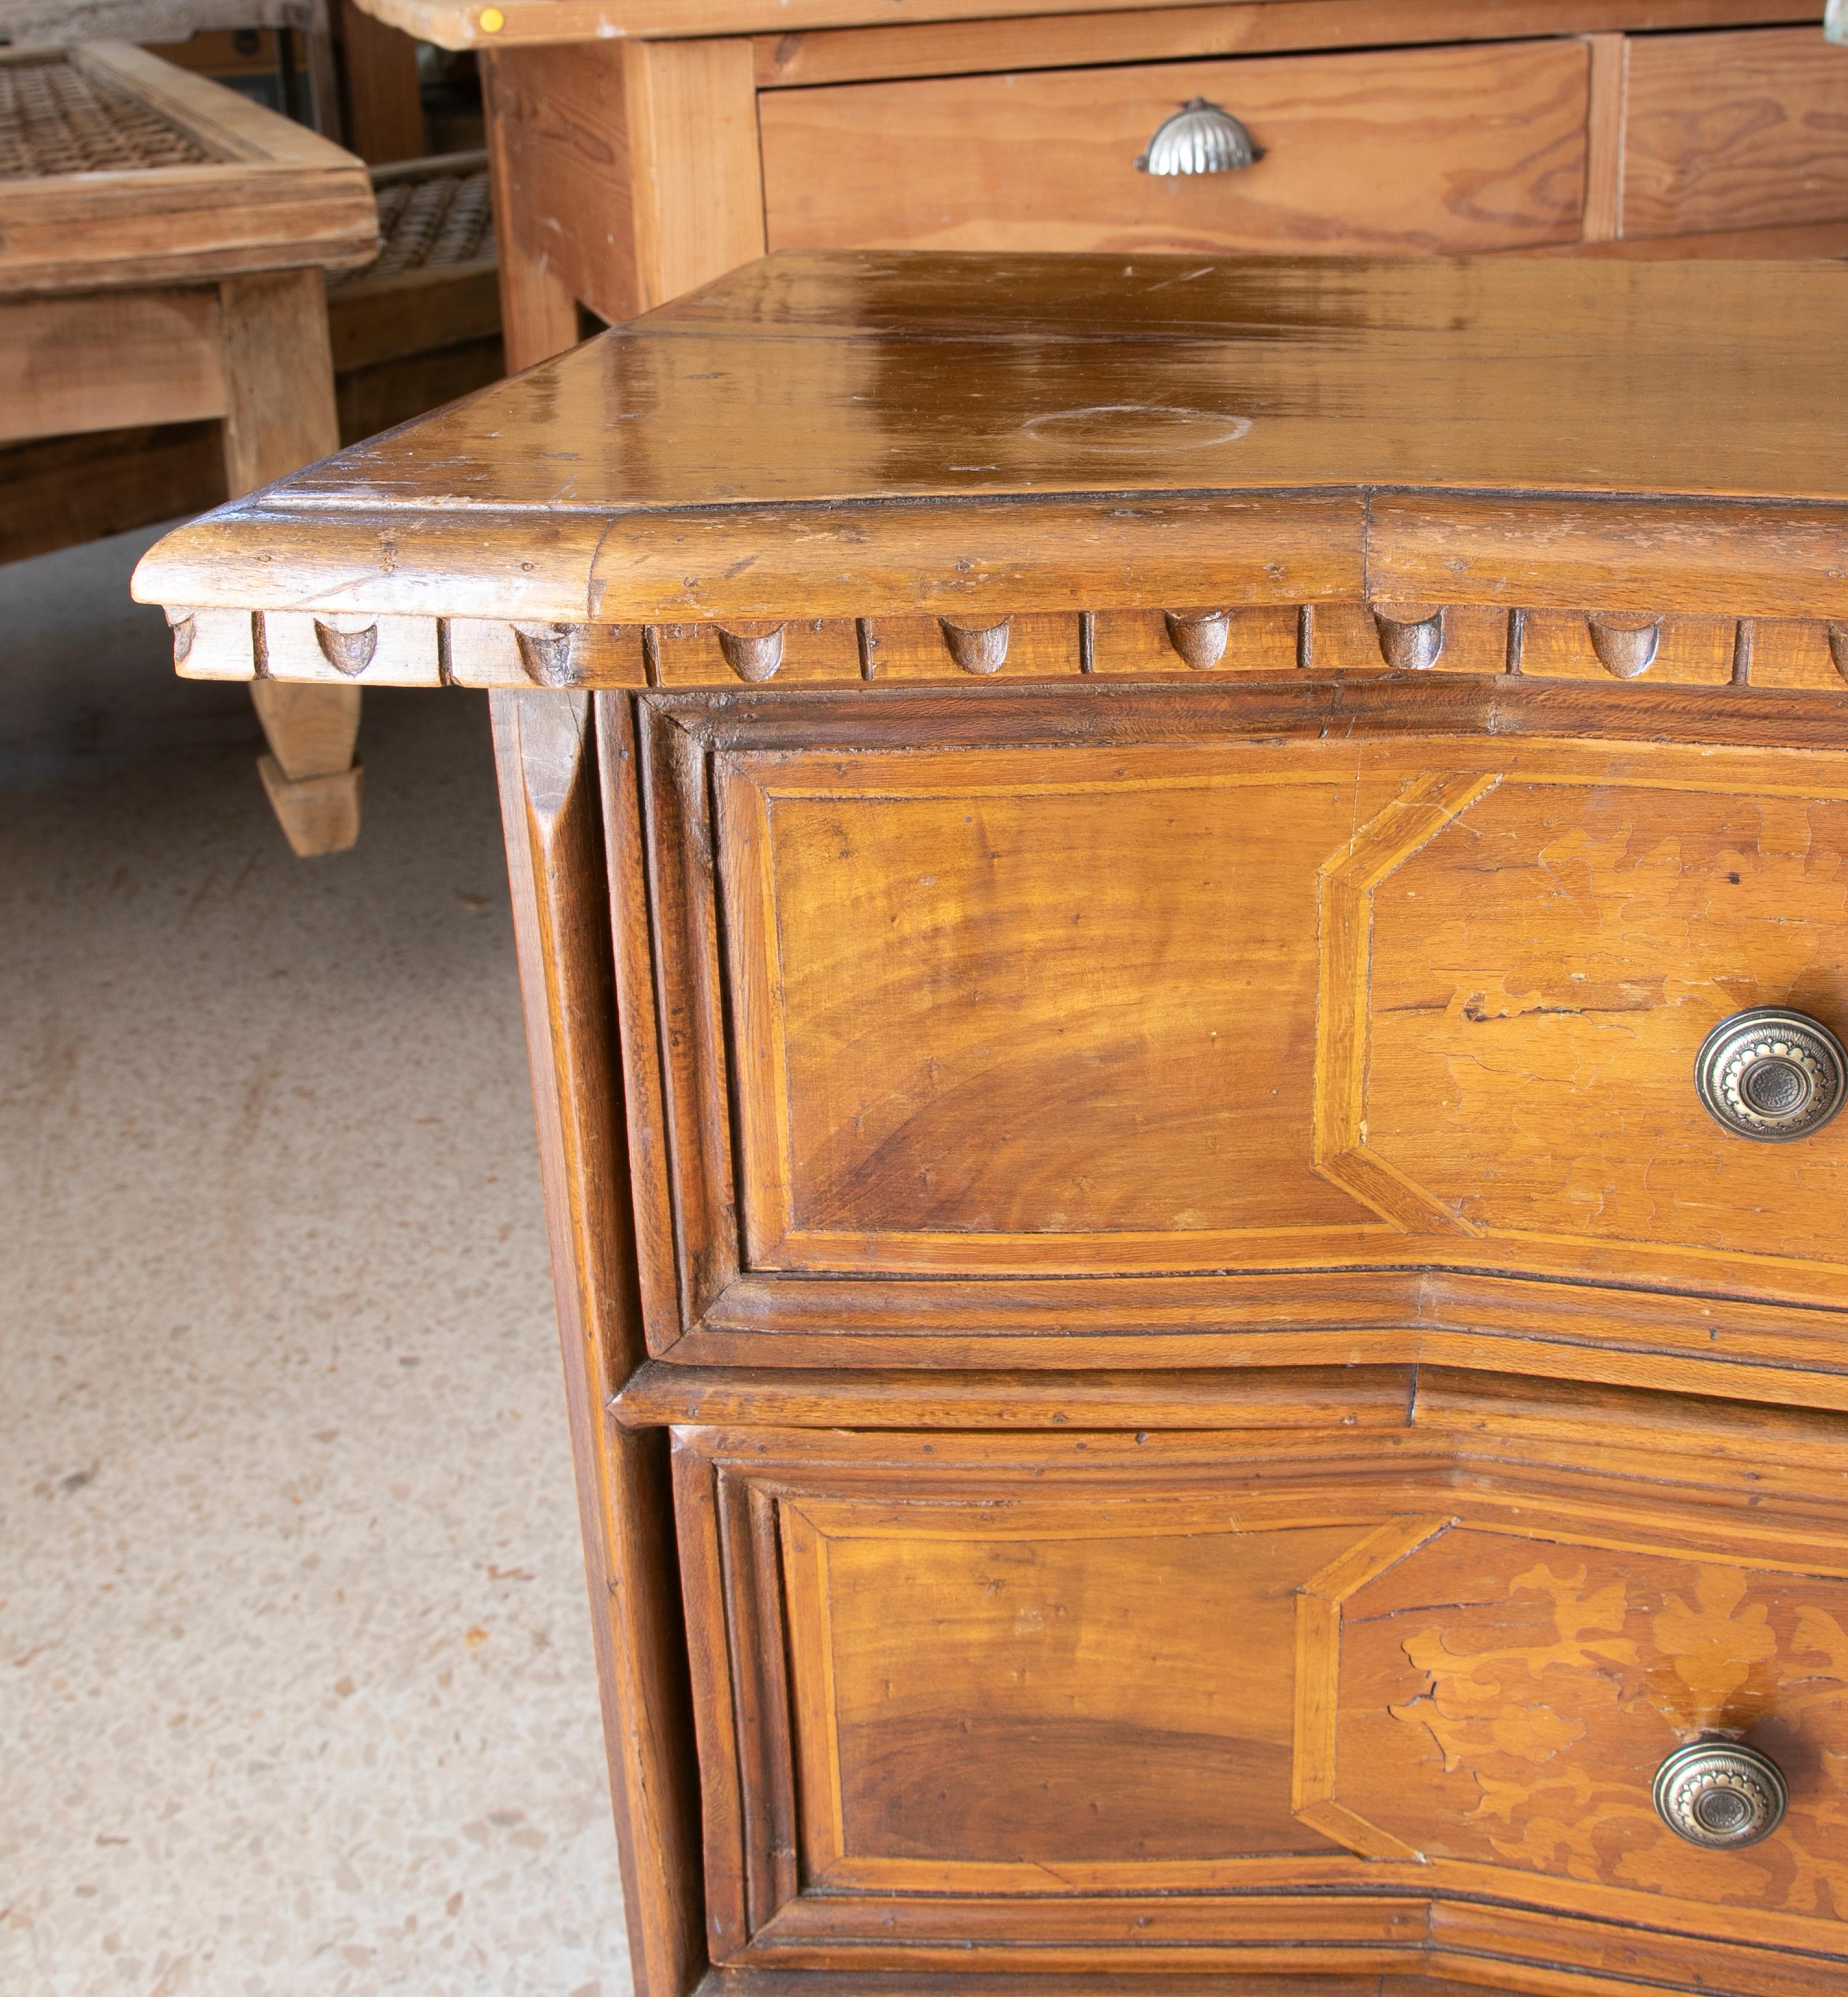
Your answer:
(314, 617), (378, 677)
(1371, 602), (1446, 671)
(1164, 608), (1230, 669)
(161, 604), (1848, 697)
(938, 615), (1010, 674)
(164, 605), (195, 665)
(512, 620), (577, 688)
(1587, 612), (1661, 678)
(716, 623), (785, 683)
(1830, 623), (1848, 682)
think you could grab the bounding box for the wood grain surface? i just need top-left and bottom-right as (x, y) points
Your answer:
(760, 40), (1589, 257)
(663, 1380), (1848, 1984)
(132, 253), (1848, 634)
(1622, 26), (1848, 239)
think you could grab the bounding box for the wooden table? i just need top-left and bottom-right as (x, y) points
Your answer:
(2, 39), (376, 854)
(137, 251), (1848, 1996)
(342, 0), (1848, 376)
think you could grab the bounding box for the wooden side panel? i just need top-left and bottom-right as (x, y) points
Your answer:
(1, 288), (225, 444)
(761, 39), (1589, 256)
(1623, 26), (1848, 240)
(491, 692), (705, 1997)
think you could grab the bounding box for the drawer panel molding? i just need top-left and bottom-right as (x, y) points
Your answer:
(670, 1387), (1848, 1985)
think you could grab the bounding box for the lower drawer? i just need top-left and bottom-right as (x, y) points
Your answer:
(760, 38), (1589, 257)
(671, 1372), (1848, 1991)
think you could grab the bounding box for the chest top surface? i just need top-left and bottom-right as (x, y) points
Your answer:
(134, 250), (1848, 631)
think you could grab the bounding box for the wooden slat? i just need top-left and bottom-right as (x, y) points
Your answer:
(327, 256), (501, 370)
(613, 1360), (1419, 1429)
(1579, 31), (1627, 241)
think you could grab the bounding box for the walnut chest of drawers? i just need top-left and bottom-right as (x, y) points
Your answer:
(137, 251), (1848, 1997)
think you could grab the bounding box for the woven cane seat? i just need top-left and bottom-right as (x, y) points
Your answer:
(0, 52), (211, 179)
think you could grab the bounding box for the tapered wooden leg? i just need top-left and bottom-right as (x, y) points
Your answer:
(251, 681), (363, 857)
(218, 270), (362, 856)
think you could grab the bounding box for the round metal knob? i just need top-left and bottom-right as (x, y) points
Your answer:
(1695, 1007), (1847, 1143)
(1137, 99), (1258, 176)
(1653, 1740), (1787, 1849)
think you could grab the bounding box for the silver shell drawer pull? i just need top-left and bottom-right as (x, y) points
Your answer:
(1654, 1740), (1788, 1849)
(1138, 99), (1257, 176)
(1695, 1007), (1847, 1143)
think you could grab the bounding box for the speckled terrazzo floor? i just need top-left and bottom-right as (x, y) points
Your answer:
(1, 541), (629, 1996)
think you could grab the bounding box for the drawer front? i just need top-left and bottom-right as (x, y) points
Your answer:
(1623, 26), (1848, 240)
(670, 1386), (1848, 1984)
(622, 684), (1848, 1359)
(760, 39), (1589, 257)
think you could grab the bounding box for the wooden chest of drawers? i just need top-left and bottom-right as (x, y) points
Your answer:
(345, 0), (1848, 373)
(136, 251), (1848, 1995)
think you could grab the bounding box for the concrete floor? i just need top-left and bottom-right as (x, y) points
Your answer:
(1, 529), (628, 1995)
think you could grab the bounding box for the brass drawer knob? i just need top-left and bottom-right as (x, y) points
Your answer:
(1654, 1740), (1787, 1849)
(1695, 1007), (1847, 1143)
(1137, 99), (1257, 175)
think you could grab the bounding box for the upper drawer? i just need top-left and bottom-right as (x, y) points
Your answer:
(616, 681), (1848, 1375)
(760, 39), (1590, 257)
(1623, 26), (1848, 239)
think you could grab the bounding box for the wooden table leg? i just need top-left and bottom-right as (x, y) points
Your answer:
(219, 269), (363, 857)
(482, 50), (583, 371)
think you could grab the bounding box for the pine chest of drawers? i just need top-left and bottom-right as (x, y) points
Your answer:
(344, 0), (1848, 378)
(138, 251), (1848, 1997)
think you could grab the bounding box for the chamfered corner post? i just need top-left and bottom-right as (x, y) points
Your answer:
(489, 689), (707, 1997)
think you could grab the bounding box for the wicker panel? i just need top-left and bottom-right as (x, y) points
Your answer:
(0, 54), (214, 179)
(330, 165), (495, 290)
